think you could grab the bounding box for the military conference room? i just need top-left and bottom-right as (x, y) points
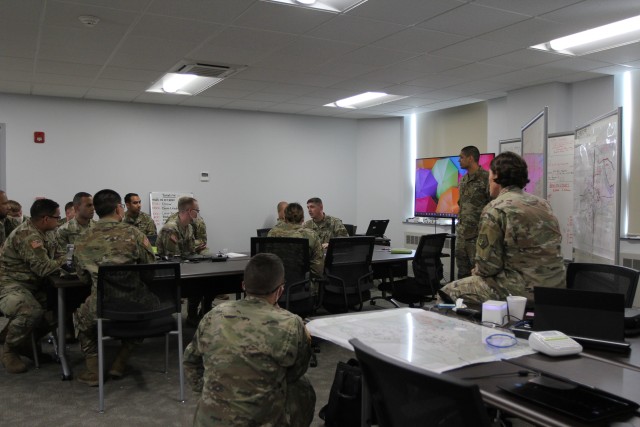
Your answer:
(2, 0), (640, 426)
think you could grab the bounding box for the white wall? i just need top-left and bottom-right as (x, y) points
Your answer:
(355, 117), (403, 245)
(0, 94), (366, 252)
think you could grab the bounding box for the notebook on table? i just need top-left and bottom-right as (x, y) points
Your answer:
(532, 287), (629, 352)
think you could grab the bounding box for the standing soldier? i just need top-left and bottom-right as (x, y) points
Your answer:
(455, 146), (490, 279)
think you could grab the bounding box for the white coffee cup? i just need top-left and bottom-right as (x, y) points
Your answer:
(506, 296), (527, 321)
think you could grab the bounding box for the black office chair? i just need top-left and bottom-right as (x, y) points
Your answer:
(256, 227), (272, 237)
(343, 224), (357, 237)
(350, 338), (492, 427)
(321, 236), (375, 313)
(374, 233), (447, 307)
(250, 237), (315, 316)
(96, 262), (184, 412)
(566, 262), (639, 308)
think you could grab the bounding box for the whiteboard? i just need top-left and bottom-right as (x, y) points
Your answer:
(149, 191), (194, 231)
(499, 138), (521, 155)
(521, 108), (548, 199)
(573, 108), (621, 264)
(546, 133), (574, 261)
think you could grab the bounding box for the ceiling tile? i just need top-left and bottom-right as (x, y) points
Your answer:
(147, 0), (256, 24)
(338, 46), (417, 67)
(540, 0), (640, 31)
(32, 84), (88, 98)
(582, 41), (640, 65)
(479, 17), (584, 46)
(233, 2), (334, 35)
(84, 88), (139, 102)
(445, 62), (517, 80)
(473, 0), (582, 16)
(347, 0), (465, 26)
(483, 48), (563, 69)
(307, 15), (405, 45)
(430, 38), (520, 62)
(372, 28), (466, 54)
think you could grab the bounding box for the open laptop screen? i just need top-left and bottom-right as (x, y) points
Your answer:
(533, 287), (625, 342)
(365, 219), (389, 237)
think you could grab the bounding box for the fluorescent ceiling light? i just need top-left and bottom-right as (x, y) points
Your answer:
(260, 0), (367, 13)
(531, 14), (640, 56)
(146, 73), (223, 95)
(325, 92), (408, 109)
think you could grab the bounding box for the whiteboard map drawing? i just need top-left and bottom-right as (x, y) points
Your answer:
(573, 109), (620, 264)
(547, 133), (575, 260)
(307, 309), (533, 373)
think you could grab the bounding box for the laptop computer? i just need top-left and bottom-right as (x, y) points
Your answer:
(364, 219), (389, 237)
(532, 287), (630, 352)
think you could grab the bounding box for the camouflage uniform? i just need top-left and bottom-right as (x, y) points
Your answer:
(166, 212), (207, 253)
(303, 214), (348, 245)
(441, 186), (565, 305)
(157, 216), (195, 257)
(268, 223), (324, 279)
(0, 220), (64, 347)
(271, 219), (286, 231)
(0, 216), (20, 248)
(124, 211), (158, 242)
(73, 219), (156, 357)
(56, 217), (96, 248)
(184, 296), (316, 427)
(455, 168), (490, 279)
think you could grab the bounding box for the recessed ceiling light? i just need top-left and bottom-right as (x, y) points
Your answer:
(531, 14), (640, 56)
(146, 73), (223, 95)
(260, 0), (367, 13)
(325, 92), (408, 109)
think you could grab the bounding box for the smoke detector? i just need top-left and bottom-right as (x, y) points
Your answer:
(78, 15), (100, 27)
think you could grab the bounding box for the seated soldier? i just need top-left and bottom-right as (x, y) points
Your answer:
(303, 197), (348, 248)
(0, 199), (65, 373)
(184, 253), (316, 427)
(7, 200), (28, 223)
(56, 192), (96, 247)
(123, 193), (158, 244)
(439, 152), (565, 305)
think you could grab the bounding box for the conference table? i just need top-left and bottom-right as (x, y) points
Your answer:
(307, 308), (640, 427)
(49, 248), (415, 380)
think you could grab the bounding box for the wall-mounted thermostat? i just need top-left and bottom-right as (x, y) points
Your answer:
(200, 171), (210, 182)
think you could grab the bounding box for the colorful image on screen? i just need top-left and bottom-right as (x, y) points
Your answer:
(415, 153), (495, 218)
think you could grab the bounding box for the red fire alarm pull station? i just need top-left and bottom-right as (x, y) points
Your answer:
(34, 132), (45, 143)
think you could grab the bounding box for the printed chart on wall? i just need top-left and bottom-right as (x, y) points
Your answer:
(573, 108), (621, 264)
(546, 133), (574, 260)
(149, 191), (194, 231)
(499, 138), (521, 155)
(521, 108), (547, 199)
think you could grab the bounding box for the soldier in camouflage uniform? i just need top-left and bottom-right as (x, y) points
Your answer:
(303, 197), (348, 247)
(73, 189), (156, 386)
(157, 197), (198, 257)
(184, 253), (316, 427)
(439, 152), (565, 306)
(272, 201), (288, 231)
(0, 190), (20, 248)
(268, 203), (324, 279)
(58, 201), (75, 227)
(124, 193), (158, 244)
(56, 192), (96, 248)
(7, 200), (28, 223)
(0, 199), (65, 373)
(455, 146), (490, 279)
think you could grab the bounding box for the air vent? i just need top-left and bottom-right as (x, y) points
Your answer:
(176, 63), (240, 79)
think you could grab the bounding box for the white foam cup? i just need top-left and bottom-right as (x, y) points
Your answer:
(506, 296), (527, 322)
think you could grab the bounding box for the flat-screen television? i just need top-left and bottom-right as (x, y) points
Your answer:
(415, 153), (495, 218)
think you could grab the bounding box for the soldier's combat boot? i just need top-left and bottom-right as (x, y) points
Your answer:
(77, 356), (99, 386)
(109, 342), (134, 379)
(1, 342), (27, 374)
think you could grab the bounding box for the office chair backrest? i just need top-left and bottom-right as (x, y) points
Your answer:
(256, 227), (272, 237)
(350, 338), (492, 427)
(566, 262), (639, 308)
(413, 233), (446, 287)
(250, 237), (310, 288)
(343, 224), (357, 237)
(97, 262), (181, 321)
(326, 236), (374, 267)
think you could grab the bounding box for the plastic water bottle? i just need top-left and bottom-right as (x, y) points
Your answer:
(66, 244), (74, 268)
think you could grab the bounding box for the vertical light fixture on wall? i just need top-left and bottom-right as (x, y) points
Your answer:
(410, 114), (417, 216)
(621, 71), (632, 236)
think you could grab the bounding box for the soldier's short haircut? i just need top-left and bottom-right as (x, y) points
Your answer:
(284, 202), (304, 223)
(7, 200), (21, 213)
(490, 152), (530, 189)
(460, 146), (480, 162)
(30, 199), (59, 219)
(64, 201), (74, 211)
(307, 197), (322, 205)
(73, 192), (92, 206)
(277, 201), (288, 213)
(93, 189), (122, 218)
(243, 253), (285, 295)
(124, 193), (139, 203)
(178, 196), (197, 212)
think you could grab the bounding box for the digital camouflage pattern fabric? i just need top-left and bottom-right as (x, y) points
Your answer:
(303, 215), (348, 245)
(166, 212), (207, 252)
(267, 223), (324, 278)
(73, 219), (156, 357)
(124, 211), (157, 241)
(157, 216), (195, 256)
(56, 217), (96, 248)
(0, 220), (64, 346)
(441, 186), (565, 304)
(0, 216), (20, 248)
(455, 168), (490, 278)
(184, 296), (316, 427)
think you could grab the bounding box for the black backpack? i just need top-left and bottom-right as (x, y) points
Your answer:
(319, 359), (368, 427)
